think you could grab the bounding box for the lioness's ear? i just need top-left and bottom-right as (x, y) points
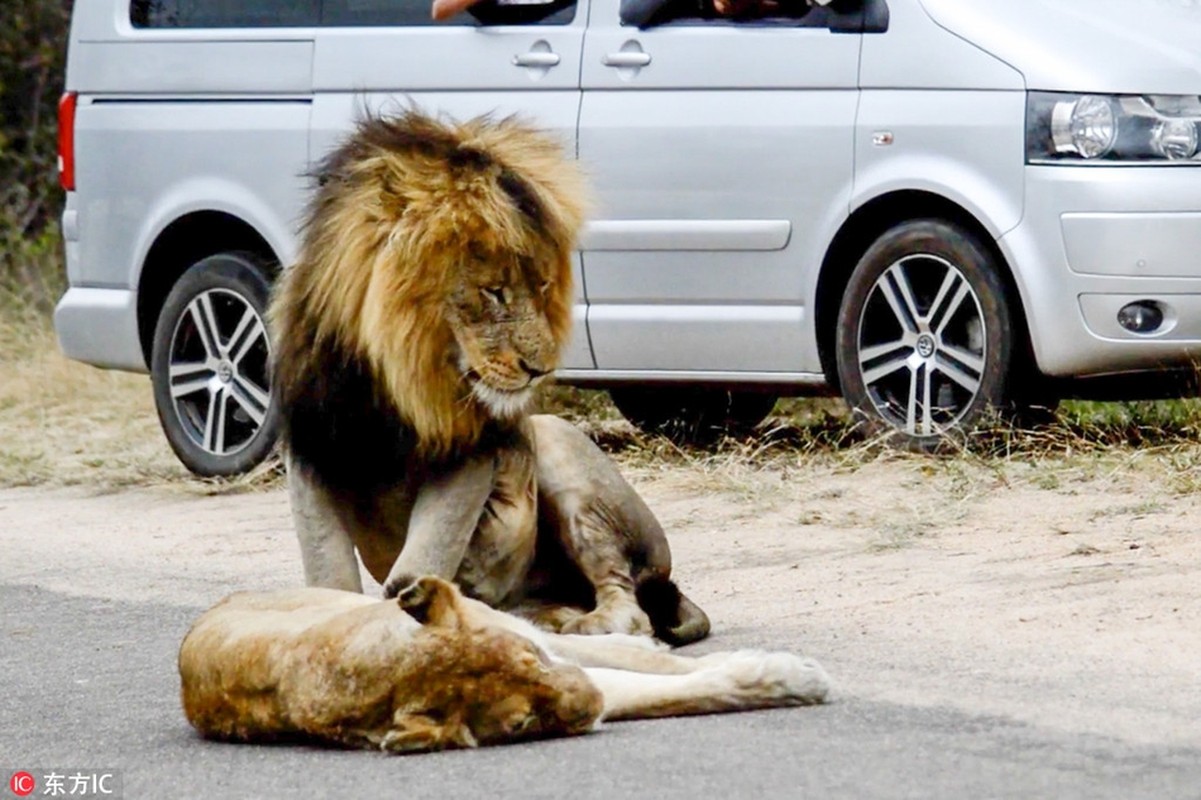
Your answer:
(397, 576), (464, 629)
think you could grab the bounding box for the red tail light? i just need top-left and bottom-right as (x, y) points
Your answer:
(58, 92), (77, 191)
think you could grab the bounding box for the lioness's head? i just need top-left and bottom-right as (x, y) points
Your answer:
(277, 110), (587, 457)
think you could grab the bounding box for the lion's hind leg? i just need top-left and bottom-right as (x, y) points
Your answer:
(510, 601), (589, 633)
(560, 583), (654, 638)
(530, 415), (710, 644)
(512, 588), (652, 639)
(529, 505), (655, 639)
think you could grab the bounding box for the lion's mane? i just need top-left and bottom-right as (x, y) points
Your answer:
(270, 110), (587, 494)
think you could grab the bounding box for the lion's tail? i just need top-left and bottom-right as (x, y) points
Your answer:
(635, 575), (711, 646)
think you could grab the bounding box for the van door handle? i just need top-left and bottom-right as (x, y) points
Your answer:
(602, 52), (652, 68)
(513, 51), (561, 67)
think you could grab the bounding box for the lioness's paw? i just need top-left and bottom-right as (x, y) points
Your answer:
(383, 571), (421, 600)
(395, 576), (456, 625)
(705, 650), (832, 706)
(395, 578), (430, 607)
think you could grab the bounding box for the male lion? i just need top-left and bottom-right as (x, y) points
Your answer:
(179, 576), (830, 752)
(270, 110), (710, 644)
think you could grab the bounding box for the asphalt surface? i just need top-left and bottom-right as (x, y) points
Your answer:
(1, 585), (1198, 800)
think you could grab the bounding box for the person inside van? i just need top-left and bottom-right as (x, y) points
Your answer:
(711, 0), (832, 16)
(432, 0), (480, 19)
(433, 0), (575, 21)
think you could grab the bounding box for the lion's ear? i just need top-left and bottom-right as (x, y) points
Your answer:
(397, 576), (464, 630)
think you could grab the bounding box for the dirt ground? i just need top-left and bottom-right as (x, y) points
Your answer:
(3, 451), (1198, 750)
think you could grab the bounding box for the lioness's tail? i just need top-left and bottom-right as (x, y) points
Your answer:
(635, 575), (711, 646)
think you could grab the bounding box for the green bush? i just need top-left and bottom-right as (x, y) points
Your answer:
(0, 0), (72, 315)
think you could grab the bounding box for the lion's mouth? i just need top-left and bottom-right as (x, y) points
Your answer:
(463, 369), (536, 419)
(471, 382), (535, 419)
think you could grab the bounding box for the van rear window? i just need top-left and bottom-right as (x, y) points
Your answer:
(130, 0), (574, 27)
(130, 0), (321, 27)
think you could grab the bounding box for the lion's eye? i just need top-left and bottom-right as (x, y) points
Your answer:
(482, 286), (506, 306)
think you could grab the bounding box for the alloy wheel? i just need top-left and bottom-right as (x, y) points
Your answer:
(165, 288), (272, 458)
(854, 253), (986, 437)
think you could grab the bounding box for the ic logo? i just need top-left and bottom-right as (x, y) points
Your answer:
(9, 772), (35, 797)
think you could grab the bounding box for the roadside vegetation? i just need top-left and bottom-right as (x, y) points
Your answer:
(10, 334), (1201, 499)
(1, 1), (70, 317)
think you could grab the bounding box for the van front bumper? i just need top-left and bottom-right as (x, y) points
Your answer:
(54, 286), (147, 372)
(1001, 165), (1201, 377)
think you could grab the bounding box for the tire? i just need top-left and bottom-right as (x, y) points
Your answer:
(834, 219), (1014, 450)
(609, 387), (778, 444)
(150, 252), (280, 476)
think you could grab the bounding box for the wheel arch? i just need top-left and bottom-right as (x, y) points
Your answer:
(136, 211), (281, 366)
(814, 190), (1034, 394)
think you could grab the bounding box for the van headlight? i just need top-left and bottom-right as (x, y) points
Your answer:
(1027, 92), (1201, 164)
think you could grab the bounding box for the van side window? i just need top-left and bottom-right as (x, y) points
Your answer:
(321, 0), (576, 26)
(129, 0), (575, 28)
(130, 0), (320, 27)
(621, 0), (873, 29)
(321, 0), (469, 25)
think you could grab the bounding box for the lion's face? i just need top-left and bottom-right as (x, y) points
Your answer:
(276, 111), (587, 458)
(445, 240), (571, 420)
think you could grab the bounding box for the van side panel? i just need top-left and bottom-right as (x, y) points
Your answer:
(68, 41), (313, 94)
(59, 3), (314, 374)
(73, 100), (310, 289)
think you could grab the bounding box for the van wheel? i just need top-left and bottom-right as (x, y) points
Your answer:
(609, 388), (777, 443)
(834, 219), (1014, 450)
(150, 253), (279, 476)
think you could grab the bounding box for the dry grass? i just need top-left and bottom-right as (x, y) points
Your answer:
(0, 317), (281, 492)
(542, 382), (1201, 543)
(7, 308), (1201, 509)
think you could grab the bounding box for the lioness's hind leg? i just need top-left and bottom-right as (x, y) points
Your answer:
(587, 651), (831, 721)
(542, 633), (696, 674)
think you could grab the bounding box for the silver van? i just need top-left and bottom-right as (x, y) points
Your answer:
(56, 0), (1201, 474)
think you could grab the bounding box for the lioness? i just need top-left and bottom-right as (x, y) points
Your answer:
(271, 110), (709, 643)
(179, 576), (830, 752)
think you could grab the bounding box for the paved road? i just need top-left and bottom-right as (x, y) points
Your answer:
(2, 585), (1198, 800)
